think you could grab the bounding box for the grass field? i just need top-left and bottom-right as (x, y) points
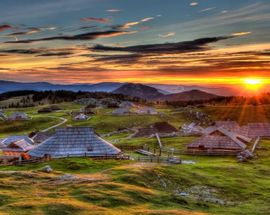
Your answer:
(0, 102), (269, 214)
(202, 104), (270, 125)
(0, 140), (269, 215)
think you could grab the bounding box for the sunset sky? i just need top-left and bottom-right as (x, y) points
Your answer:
(0, 0), (270, 91)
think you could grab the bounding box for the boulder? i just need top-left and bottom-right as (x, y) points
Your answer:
(41, 165), (53, 173)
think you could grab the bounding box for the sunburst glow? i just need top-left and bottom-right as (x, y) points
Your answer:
(243, 78), (264, 91)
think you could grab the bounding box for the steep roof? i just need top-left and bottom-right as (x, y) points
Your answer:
(215, 121), (239, 131)
(136, 106), (157, 114)
(1, 135), (34, 147)
(3, 139), (34, 152)
(132, 122), (178, 137)
(119, 101), (135, 108)
(32, 132), (52, 144)
(151, 122), (178, 133)
(73, 113), (89, 120)
(29, 127), (121, 158)
(214, 121), (270, 138)
(188, 126), (248, 150)
(246, 123), (270, 138)
(187, 135), (244, 150)
(112, 107), (132, 115)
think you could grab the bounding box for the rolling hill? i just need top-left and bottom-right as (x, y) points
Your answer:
(112, 83), (164, 99)
(158, 89), (220, 101)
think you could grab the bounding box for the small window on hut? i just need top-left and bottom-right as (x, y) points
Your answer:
(87, 146), (93, 151)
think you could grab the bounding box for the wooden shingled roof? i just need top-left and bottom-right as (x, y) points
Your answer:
(2, 139), (34, 153)
(208, 121), (270, 138)
(215, 121), (239, 131)
(188, 135), (244, 150)
(246, 123), (270, 138)
(29, 127), (121, 158)
(188, 126), (248, 150)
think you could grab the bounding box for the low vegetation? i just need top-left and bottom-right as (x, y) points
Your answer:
(0, 100), (269, 214)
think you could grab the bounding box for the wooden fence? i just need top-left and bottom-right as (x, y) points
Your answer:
(136, 155), (181, 164)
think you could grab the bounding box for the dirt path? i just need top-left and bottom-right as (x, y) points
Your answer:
(42, 116), (67, 132)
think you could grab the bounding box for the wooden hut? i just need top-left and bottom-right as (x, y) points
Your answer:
(136, 106), (158, 115)
(1, 135), (34, 147)
(8, 112), (29, 121)
(132, 122), (178, 138)
(29, 127), (121, 158)
(119, 101), (135, 108)
(2, 139), (34, 157)
(112, 107), (132, 115)
(73, 113), (89, 121)
(187, 127), (248, 155)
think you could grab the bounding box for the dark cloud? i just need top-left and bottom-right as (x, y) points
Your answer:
(0, 49), (40, 54)
(0, 67), (10, 70)
(38, 52), (72, 57)
(8, 27), (41, 36)
(0, 24), (12, 32)
(93, 54), (141, 64)
(0, 48), (73, 57)
(5, 30), (134, 43)
(79, 26), (97, 31)
(92, 36), (233, 53)
(80, 17), (110, 23)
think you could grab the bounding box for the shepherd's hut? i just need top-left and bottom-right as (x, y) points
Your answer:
(29, 127), (121, 158)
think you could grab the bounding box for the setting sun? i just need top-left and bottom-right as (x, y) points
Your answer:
(243, 78), (264, 90)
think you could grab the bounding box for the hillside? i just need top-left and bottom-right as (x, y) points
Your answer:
(158, 89), (220, 102)
(0, 101), (269, 214)
(113, 83), (164, 99)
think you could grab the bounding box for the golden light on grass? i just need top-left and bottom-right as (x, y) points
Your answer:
(243, 78), (264, 91)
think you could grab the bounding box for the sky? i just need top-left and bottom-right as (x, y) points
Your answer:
(0, 0), (270, 91)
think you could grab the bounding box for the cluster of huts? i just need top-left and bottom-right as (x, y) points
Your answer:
(112, 101), (157, 115)
(74, 98), (119, 108)
(0, 110), (29, 121)
(0, 127), (122, 164)
(183, 121), (270, 156)
(74, 98), (158, 115)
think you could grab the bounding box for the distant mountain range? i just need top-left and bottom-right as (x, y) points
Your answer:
(148, 84), (239, 96)
(0, 80), (237, 96)
(0, 80), (122, 94)
(0, 80), (227, 101)
(113, 83), (220, 101)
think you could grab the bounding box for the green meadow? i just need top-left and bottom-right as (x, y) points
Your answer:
(0, 102), (269, 214)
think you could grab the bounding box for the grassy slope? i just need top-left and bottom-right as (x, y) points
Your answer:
(201, 104), (270, 125)
(0, 140), (269, 214)
(0, 102), (269, 214)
